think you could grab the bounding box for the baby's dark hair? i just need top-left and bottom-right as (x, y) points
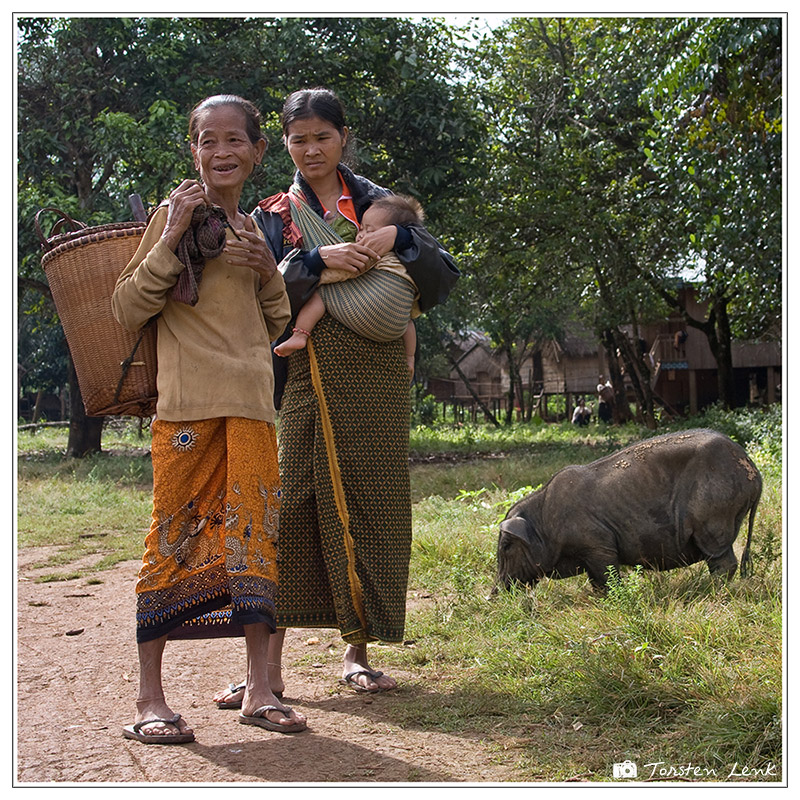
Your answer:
(369, 194), (425, 226)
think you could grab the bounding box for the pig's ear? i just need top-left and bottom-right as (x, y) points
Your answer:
(499, 516), (532, 545)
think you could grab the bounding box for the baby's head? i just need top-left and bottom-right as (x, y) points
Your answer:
(356, 194), (425, 241)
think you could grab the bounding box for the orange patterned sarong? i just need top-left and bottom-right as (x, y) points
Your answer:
(135, 417), (281, 642)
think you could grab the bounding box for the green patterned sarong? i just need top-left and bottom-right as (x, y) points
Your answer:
(276, 314), (411, 643)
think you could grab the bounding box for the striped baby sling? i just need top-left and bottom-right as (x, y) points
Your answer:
(286, 185), (414, 342)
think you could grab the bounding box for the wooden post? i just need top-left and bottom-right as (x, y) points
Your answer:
(129, 194), (147, 222)
(689, 370), (698, 415)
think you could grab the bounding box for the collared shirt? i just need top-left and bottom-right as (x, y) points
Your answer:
(321, 171), (358, 227)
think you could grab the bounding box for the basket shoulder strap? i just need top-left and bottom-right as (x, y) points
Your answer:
(34, 207), (87, 250)
(113, 314), (159, 405)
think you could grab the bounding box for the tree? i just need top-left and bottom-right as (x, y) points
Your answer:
(642, 17), (782, 408)
(461, 17), (780, 425)
(17, 15), (481, 450)
(463, 18), (674, 427)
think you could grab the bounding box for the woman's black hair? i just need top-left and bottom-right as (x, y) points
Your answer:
(189, 94), (266, 146)
(280, 87), (347, 136)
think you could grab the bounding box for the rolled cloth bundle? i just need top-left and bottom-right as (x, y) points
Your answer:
(171, 204), (228, 305)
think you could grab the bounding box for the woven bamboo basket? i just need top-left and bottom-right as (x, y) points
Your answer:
(37, 208), (157, 417)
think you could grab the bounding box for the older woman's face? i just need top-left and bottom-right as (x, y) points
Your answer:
(284, 115), (347, 182)
(191, 105), (265, 194)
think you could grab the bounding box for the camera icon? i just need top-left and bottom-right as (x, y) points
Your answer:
(613, 760), (638, 779)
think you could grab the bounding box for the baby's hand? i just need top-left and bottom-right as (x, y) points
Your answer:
(356, 225), (396, 258)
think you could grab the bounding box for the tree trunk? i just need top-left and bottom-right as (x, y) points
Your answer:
(707, 296), (735, 409)
(430, 320), (501, 427)
(524, 367), (535, 422)
(445, 350), (501, 427)
(612, 328), (657, 430)
(502, 341), (519, 426)
(515, 370), (526, 423)
(600, 330), (632, 424)
(653, 284), (736, 411)
(66, 355), (104, 457)
(31, 389), (44, 424)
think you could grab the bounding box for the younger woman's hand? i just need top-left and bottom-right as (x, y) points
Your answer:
(225, 216), (278, 287)
(161, 180), (209, 251)
(318, 241), (380, 274)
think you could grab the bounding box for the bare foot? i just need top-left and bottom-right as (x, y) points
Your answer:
(241, 688), (307, 732)
(213, 681), (246, 708)
(274, 330), (309, 357)
(213, 663), (284, 707)
(134, 697), (194, 739)
(268, 661), (285, 697)
(342, 644), (397, 692)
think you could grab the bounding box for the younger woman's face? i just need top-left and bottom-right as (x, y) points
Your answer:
(191, 105), (265, 194)
(284, 115), (347, 182)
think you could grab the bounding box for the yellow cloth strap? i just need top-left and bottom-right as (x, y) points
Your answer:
(306, 339), (367, 631)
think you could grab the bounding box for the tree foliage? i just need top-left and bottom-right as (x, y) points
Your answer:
(16, 15), (782, 436)
(454, 16), (781, 422)
(640, 17), (782, 406)
(456, 18), (676, 426)
(643, 18), (782, 335)
(16, 15), (482, 445)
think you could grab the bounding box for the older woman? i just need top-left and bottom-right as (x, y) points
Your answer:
(113, 94), (306, 742)
(214, 87), (458, 705)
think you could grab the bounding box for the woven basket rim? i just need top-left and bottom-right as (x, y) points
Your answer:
(42, 222), (146, 267)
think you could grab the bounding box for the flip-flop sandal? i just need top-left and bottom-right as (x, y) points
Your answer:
(123, 714), (195, 744)
(340, 668), (394, 694)
(216, 681), (246, 709)
(216, 681), (283, 709)
(238, 705), (306, 734)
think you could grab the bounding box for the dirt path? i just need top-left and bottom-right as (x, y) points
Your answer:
(16, 551), (525, 785)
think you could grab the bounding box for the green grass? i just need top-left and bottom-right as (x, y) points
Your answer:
(17, 419), (153, 578)
(16, 409), (783, 780)
(405, 406), (783, 781)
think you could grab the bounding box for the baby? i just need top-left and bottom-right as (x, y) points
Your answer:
(274, 194), (424, 374)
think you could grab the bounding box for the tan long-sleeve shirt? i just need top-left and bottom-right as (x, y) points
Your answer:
(112, 206), (290, 423)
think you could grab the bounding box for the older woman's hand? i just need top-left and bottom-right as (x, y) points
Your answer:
(225, 215), (278, 287)
(161, 180), (209, 251)
(318, 241), (380, 274)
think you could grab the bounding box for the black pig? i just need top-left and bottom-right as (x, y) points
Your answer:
(495, 429), (762, 592)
